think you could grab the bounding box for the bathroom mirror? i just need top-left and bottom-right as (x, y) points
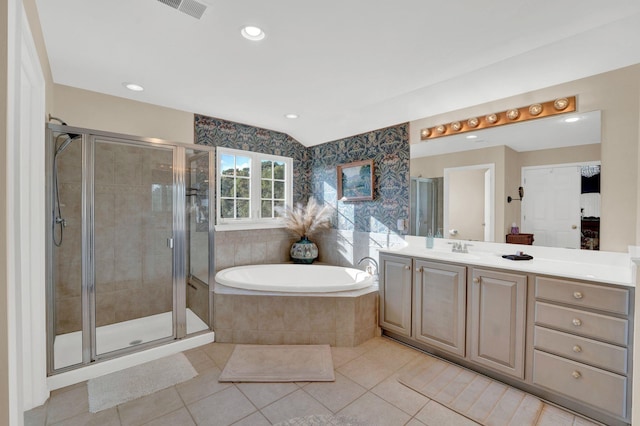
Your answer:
(410, 110), (602, 248)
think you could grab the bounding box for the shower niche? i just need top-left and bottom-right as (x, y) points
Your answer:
(47, 124), (215, 373)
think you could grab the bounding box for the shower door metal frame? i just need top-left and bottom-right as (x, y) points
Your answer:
(46, 124), (216, 375)
(411, 177), (440, 237)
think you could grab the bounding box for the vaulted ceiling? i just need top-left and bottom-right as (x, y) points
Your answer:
(36, 0), (640, 146)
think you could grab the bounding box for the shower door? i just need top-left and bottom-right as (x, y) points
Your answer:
(410, 177), (442, 237)
(92, 137), (177, 357)
(185, 149), (214, 334)
(48, 124), (215, 374)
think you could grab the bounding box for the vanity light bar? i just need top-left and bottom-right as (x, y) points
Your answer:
(420, 96), (577, 140)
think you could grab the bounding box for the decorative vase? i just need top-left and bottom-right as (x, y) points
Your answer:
(290, 237), (318, 264)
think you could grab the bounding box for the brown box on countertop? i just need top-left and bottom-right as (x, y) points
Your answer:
(506, 233), (534, 245)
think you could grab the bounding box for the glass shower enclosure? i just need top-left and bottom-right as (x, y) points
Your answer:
(46, 124), (214, 373)
(410, 177), (444, 237)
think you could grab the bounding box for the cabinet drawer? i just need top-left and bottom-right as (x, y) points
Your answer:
(533, 350), (627, 418)
(535, 277), (629, 315)
(535, 302), (628, 346)
(534, 326), (627, 375)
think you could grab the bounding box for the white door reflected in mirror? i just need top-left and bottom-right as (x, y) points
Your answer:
(444, 164), (495, 242)
(521, 162), (600, 249)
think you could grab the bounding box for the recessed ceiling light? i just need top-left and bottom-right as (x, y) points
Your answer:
(241, 26), (265, 41)
(284, 113), (299, 119)
(123, 82), (144, 92)
(564, 117), (580, 123)
(466, 135), (478, 139)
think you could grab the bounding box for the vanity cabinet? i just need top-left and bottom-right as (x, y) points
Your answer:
(379, 254), (467, 357)
(469, 268), (527, 379)
(378, 254), (413, 337)
(378, 250), (634, 425)
(413, 260), (466, 357)
(532, 276), (631, 419)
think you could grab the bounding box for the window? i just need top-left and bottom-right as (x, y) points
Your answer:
(216, 147), (293, 229)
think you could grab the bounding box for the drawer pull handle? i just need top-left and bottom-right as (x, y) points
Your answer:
(573, 345), (582, 353)
(416, 267), (423, 272)
(572, 318), (582, 327)
(573, 291), (583, 299)
(572, 371), (582, 379)
(473, 277), (480, 283)
(404, 265), (410, 270)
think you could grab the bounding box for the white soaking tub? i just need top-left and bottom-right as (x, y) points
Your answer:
(215, 264), (375, 293)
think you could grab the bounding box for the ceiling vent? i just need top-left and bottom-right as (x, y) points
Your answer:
(157, 0), (207, 19)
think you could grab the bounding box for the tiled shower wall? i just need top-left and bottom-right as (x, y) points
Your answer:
(94, 143), (174, 329)
(54, 141), (175, 334)
(53, 140), (83, 334)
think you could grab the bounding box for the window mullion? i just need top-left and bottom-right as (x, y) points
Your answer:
(251, 153), (261, 219)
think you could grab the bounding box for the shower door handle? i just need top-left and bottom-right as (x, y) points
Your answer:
(167, 238), (174, 249)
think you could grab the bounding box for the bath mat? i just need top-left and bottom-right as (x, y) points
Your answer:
(87, 353), (197, 412)
(397, 357), (545, 425)
(219, 344), (335, 382)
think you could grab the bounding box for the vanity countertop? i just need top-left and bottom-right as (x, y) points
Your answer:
(379, 236), (637, 287)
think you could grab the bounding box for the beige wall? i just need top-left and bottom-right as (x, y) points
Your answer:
(52, 84), (194, 144)
(449, 168), (485, 241)
(505, 146), (521, 234)
(518, 144), (600, 168)
(411, 65), (640, 252)
(1, 1), (10, 423)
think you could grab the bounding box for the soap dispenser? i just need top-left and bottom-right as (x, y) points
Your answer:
(511, 222), (519, 234)
(426, 230), (434, 249)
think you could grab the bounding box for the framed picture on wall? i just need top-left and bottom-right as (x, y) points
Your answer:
(337, 159), (374, 201)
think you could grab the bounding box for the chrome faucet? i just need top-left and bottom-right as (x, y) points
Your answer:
(358, 256), (379, 275)
(449, 242), (472, 253)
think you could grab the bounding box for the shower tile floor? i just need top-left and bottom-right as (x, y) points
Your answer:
(26, 337), (602, 426)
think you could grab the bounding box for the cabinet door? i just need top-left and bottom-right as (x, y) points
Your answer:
(414, 261), (466, 357)
(470, 268), (527, 379)
(379, 254), (413, 337)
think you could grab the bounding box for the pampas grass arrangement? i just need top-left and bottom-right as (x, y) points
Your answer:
(277, 197), (333, 240)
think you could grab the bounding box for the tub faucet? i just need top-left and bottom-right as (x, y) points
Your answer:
(358, 256), (379, 276)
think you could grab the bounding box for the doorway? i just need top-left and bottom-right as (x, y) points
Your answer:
(444, 164), (495, 241)
(520, 162), (600, 249)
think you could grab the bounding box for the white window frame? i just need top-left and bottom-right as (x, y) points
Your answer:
(215, 147), (293, 231)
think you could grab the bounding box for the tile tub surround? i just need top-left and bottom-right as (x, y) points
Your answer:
(25, 337), (602, 426)
(212, 286), (379, 346)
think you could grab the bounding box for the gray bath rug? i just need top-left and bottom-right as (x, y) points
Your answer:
(87, 353), (197, 412)
(219, 344), (335, 382)
(275, 414), (367, 426)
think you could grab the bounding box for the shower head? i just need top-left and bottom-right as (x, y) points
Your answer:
(55, 134), (81, 156)
(49, 114), (81, 141)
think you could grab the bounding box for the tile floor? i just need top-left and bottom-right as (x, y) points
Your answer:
(25, 337), (602, 426)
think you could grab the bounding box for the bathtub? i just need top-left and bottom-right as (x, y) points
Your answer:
(215, 264), (375, 293)
(213, 264), (379, 346)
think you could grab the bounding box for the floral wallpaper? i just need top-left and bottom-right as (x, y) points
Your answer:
(194, 115), (310, 204)
(310, 123), (410, 233)
(195, 115), (410, 234)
